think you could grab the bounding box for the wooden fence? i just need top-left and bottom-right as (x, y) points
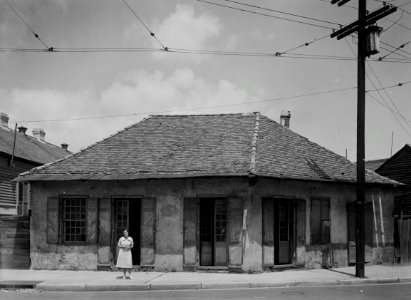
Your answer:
(399, 219), (411, 264)
(0, 216), (30, 269)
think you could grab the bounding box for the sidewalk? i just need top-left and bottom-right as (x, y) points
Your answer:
(1, 265), (410, 292)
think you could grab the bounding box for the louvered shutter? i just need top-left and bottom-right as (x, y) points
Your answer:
(141, 197), (156, 266)
(87, 198), (98, 244)
(183, 197), (198, 267)
(228, 197), (243, 266)
(47, 197), (59, 244)
(98, 198), (111, 246)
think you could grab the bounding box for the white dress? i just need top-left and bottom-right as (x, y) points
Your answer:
(116, 236), (133, 269)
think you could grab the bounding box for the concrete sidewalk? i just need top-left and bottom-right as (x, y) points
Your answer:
(1, 265), (410, 292)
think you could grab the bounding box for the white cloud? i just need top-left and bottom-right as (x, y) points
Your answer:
(1, 67), (262, 152)
(151, 4), (221, 61)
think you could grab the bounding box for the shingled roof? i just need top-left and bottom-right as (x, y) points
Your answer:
(16, 113), (396, 185)
(0, 126), (70, 165)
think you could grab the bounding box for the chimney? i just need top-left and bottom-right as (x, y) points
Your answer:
(32, 128), (46, 142)
(18, 126), (27, 134)
(0, 112), (9, 128)
(61, 143), (68, 151)
(280, 110), (291, 128)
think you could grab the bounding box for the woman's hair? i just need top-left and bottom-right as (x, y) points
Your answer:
(123, 229), (128, 232)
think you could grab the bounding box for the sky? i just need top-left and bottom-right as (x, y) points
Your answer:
(1, 0), (410, 161)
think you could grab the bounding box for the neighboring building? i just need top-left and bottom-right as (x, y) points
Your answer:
(0, 112), (70, 215)
(372, 145), (411, 218)
(365, 158), (388, 172)
(16, 113), (398, 272)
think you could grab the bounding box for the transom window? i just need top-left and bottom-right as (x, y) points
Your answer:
(62, 198), (86, 242)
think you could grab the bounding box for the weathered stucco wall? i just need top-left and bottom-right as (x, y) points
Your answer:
(247, 179), (394, 270)
(30, 178), (250, 270)
(30, 177), (394, 271)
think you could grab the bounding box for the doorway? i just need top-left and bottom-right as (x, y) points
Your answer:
(113, 198), (141, 266)
(199, 198), (228, 266)
(263, 198), (295, 266)
(274, 200), (294, 264)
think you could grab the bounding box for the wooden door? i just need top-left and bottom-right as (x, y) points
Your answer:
(214, 199), (227, 266)
(200, 198), (227, 266)
(275, 200), (294, 264)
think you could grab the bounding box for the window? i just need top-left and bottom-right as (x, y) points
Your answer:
(62, 197), (86, 243)
(311, 198), (330, 244)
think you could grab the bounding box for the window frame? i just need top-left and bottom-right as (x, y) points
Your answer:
(59, 195), (89, 245)
(310, 197), (331, 245)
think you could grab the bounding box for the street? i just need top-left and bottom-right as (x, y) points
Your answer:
(1, 283), (411, 300)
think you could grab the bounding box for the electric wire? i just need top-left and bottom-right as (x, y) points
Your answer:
(2, 0), (51, 50)
(345, 39), (411, 137)
(16, 86), (358, 123)
(380, 46), (411, 60)
(121, 0), (167, 50)
(374, 0), (411, 14)
(197, 0), (337, 30)
(213, 0), (342, 26)
(280, 33), (330, 54)
(1, 46), (411, 63)
(379, 41), (411, 60)
(382, 10), (404, 33)
(381, 41), (411, 56)
(14, 79), (411, 124)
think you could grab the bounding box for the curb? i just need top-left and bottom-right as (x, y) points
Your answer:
(29, 277), (410, 292)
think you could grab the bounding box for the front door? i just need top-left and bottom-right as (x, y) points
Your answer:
(113, 198), (141, 266)
(200, 198), (228, 266)
(274, 200), (294, 264)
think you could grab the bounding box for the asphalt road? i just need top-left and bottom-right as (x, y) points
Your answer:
(1, 283), (411, 300)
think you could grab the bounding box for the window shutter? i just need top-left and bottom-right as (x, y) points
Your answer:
(141, 197), (156, 266)
(87, 198), (98, 244)
(295, 199), (306, 266)
(98, 198), (111, 246)
(183, 197), (198, 267)
(262, 198), (274, 267)
(228, 197), (243, 266)
(47, 197), (59, 244)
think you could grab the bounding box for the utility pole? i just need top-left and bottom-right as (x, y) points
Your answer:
(330, 0), (396, 278)
(356, 0), (366, 279)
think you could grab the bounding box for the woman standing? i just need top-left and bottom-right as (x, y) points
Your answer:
(116, 229), (134, 279)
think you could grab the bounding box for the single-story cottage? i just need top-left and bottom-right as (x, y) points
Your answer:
(15, 113), (398, 272)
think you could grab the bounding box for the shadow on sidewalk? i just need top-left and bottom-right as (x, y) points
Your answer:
(324, 268), (355, 277)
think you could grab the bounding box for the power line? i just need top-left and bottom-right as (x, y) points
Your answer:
(280, 33), (330, 54)
(379, 40), (411, 60)
(121, 0), (167, 50)
(1, 46), (411, 63)
(215, 0), (342, 26)
(382, 10), (404, 33)
(374, 0), (411, 14)
(381, 41), (411, 56)
(366, 80), (411, 91)
(14, 80), (411, 124)
(197, 0), (337, 30)
(16, 86), (358, 123)
(380, 46), (411, 59)
(2, 0), (51, 50)
(345, 39), (411, 135)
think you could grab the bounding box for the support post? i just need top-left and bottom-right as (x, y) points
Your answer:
(356, 0), (367, 278)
